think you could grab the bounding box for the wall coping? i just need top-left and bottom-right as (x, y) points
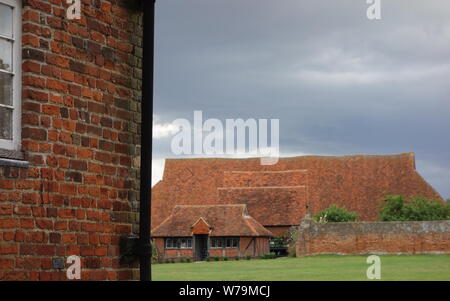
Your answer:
(299, 218), (450, 235)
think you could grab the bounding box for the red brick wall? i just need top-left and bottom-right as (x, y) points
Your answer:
(0, 0), (142, 280)
(296, 219), (450, 256)
(153, 237), (194, 261)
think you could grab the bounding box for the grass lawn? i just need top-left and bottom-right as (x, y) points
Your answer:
(151, 254), (450, 281)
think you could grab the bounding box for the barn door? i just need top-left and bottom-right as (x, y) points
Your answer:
(194, 235), (208, 261)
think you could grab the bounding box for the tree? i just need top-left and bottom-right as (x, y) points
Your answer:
(313, 205), (359, 222)
(379, 195), (450, 221)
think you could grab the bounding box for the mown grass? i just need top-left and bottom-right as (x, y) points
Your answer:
(151, 254), (450, 281)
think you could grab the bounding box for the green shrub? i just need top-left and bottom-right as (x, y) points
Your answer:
(213, 256), (220, 261)
(245, 255), (251, 260)
(205, 257), (210, 262)
(235, 257), (240, 261)
(223, 256), (228, 261)
(379, 195), (450, 221)
(150, 240), (158, 263)
(260, 253), (277, 259)
(180, 257), (186, 263)
(186, 258), (191, 263)
(287, 226), (298, 257)
(313, 205), (359, 222)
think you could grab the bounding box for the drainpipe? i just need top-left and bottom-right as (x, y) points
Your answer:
(139, 0), (155, 281)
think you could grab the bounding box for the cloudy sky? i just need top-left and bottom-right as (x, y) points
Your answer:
(152, 0), (450, 199)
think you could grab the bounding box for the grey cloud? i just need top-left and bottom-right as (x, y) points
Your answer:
(152, 0), (450, 198)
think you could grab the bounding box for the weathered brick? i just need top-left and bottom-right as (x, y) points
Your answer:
(22, 48), (45, 62)
(0, 1), (142, 281)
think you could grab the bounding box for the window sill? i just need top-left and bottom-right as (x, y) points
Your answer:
(0, 149), (28, 168)
(0, 157), (29, 168)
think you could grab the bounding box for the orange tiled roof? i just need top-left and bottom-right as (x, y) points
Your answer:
(151, 204), (273, 237)
(151, 153), (444, 228)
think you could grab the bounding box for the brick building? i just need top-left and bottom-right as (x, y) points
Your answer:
(152, 204), (272, 261)
(151, 153), (444, 260)
(0, 0), (143, 280)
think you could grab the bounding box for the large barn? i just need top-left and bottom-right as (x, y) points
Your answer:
(151, 153), (443, 260)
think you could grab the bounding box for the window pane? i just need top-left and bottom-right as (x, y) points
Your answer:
(0, 39), (12, 72)
(0, 107), (12, 140)
(0, 3), (13, 39)
(0, 73), (12, 105)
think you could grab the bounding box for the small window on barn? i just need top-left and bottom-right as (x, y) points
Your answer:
(210, 237), (224, 249)
(180, 238), (192, 249)
(165, 238), (177, 249)
(225, 237), (239, 248)
(0, 0), (21, 152)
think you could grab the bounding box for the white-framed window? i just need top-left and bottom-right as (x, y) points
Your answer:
(180, 238), (192, 249)
(0, 0), (21, 151)
(165, 237), (193, 249)
(210, 237), (239, 249)
(225, 237), (239, 248)
(165, 238), (177, 249)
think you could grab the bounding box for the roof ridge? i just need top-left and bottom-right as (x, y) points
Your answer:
(218, 185), (306, 190)
(150, 212), (174, 233)
(174, 204), (246, 208)
(243, 215), (258, 236)
(191, 217), (211, 228)
(224, 170), (308, 174)
(165, 152), (415, 161)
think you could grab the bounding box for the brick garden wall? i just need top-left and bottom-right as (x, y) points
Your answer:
(296, 219), (450, 256)
(0, 0), (143, 280)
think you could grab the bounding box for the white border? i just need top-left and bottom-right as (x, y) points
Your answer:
(0, 0), (21, 151)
